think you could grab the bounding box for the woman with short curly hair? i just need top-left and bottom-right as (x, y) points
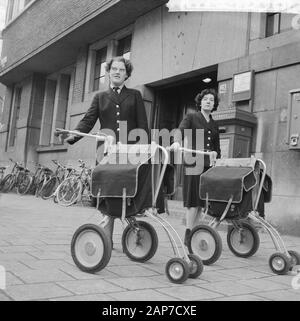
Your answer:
(171, 88), (221, 245)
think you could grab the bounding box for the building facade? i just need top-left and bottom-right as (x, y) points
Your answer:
(0, 0), (300, 234)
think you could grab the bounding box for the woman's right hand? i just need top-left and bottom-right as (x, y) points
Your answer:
(58, 130), (80, 145)
(169, 142), (181, 151)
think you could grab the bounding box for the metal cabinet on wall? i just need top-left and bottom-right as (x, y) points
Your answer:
(287, 89), (300, 150)
(214, 108), (257, 159)
(219, 124), (253, 158)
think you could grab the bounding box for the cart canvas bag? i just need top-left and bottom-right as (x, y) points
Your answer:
(91, 145), (164, 218)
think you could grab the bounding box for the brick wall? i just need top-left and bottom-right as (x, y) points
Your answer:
(1, 0), (113, 69)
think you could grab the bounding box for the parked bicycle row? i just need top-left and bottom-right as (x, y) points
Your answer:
(0, 158), (93, 207)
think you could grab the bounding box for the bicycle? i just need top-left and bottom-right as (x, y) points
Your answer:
(20, 163), (53, 197)
(56, 159), (92, 207)
(0, 159), (33, 194)
(34, 165), (53, 197)
(40, 160), (74, 201)
(0, 166), (8, 190)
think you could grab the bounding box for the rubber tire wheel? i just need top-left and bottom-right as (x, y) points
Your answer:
(71, 224), (112, 273)
(165, 258), (190, 284)
(17, 175), (33, 195)
(188, 224), (222, 265)
(41, 177), (58, 199)
(227, 221), (260, 258)
(269, 252), (292, 275)
(288, 250), (300, 269)
(35, 179), (45, 197)
(57, 177), (82, 206)
(188, 254), (204, 279)
(122, 220), (158, 262)
(0, 174), (14, 193)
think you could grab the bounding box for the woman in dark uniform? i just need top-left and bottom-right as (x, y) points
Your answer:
(57, 56), (149, 247)
(170, 88), (221, 245)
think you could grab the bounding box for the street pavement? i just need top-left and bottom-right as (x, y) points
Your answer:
(0, 193), (300, 301)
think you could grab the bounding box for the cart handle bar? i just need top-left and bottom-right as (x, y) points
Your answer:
(167, 146), (216, 167)
(55, 128), (108, 141)
(178, 147), (214, 156)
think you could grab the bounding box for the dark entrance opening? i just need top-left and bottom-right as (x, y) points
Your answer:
(148, 67), (218, 200)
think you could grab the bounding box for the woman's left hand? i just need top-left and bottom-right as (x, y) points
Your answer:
(209, 151), (218, 166)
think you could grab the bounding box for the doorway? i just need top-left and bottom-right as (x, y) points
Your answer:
(151, 69), (218, 200)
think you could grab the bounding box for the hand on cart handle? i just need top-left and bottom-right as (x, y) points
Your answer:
(55, 128), (81, 145)
(55, 128), (112, 146)
(103, 135), (115, 154)
(168, 143), (217, 166)
(210, 151), (218, 166)
(168, 142), (181, 151)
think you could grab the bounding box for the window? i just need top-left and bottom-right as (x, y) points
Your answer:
(5, 0), (34, 24)
(93, 47), (107, 91)
(117, 35), (132, 59)
(85, 27), (133, 97)
(5, 0), (15, 23)
(40, 72), (73, 146)
(265, 12), (281, 37)
(8, 87), (22, 147)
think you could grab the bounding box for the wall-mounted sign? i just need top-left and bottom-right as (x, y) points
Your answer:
(219, 83), (227, 94)
(220, 138), (230, 159)
(294, 93), (300, 101)
(232, 70), (254, 102)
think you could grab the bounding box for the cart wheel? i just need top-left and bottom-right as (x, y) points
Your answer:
(227, 221), (260, 258)
(187, 254), (204, 279)
(288, 250), (300, 269)
(122, 221), (158, 262)
(165, 258), (190, 284)
(71, 224), (112, 273)
(269, 252), (292, 275)
(188, 224), (222, 265)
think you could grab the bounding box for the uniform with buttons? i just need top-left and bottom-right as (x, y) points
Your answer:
(72, 86), (149, 145)
(175, 111), (221, 208)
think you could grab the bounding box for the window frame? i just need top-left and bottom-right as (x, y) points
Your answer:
(39, 67), (74, 147)
(116, 34), (132, 60)
(84, 24), (134, 99)
(5, 0), (36, 26)
(7, 86), (22, 148)
(265, 12), (281, 37)
(92, 47), (108, 92)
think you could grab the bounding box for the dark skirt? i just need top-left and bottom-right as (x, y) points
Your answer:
(183, 166), (209, 208)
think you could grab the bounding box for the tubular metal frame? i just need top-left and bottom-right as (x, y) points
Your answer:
(56, 128), (191, 263)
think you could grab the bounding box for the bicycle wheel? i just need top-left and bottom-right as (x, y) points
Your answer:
(40, 176), (58, 199)
(122, 221), (158, 262)
(0, 174), (15, 193)
(17, 174), (33, 195)
(57, 176), (83, 206)
(35, 179), (45, 197)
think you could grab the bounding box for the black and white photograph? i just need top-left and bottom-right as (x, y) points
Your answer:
(0, 0), (300, 306)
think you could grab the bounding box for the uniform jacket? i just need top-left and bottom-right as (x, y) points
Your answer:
(73, 86), (149, 144)
(175, 111), (221, 167)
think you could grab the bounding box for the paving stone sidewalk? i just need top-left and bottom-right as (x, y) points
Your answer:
(0, 193), (300, 301)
